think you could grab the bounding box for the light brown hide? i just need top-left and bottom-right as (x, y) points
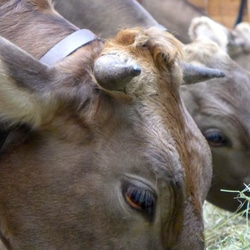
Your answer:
(0, 0), (212, 249)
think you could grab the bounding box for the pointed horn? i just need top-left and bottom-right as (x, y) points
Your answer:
(93, 54), (141, 91)
(182, 63), (225, 85)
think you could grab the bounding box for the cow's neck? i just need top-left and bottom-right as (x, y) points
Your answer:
(0, 0), (102, 152)
(0, 0), (78, 59)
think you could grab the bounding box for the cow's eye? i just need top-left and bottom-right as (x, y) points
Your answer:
(203, 129), (230, 147)
(122, 182), (156, 221)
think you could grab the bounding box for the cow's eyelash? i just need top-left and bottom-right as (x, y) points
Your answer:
(122, 182), (156, 221)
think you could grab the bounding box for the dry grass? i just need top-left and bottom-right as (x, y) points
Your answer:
(204, 184), (250, 249)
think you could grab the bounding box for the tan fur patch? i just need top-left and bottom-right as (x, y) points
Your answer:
(104, 27), (183, 71)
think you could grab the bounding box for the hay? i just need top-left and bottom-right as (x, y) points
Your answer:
(204, 184), (250, 250)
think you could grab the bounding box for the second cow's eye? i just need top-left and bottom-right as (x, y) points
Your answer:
(203, 129), (230, 147)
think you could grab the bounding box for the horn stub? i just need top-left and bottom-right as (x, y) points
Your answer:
(94, 54), (141, 91)
(182, 63), (225, 84)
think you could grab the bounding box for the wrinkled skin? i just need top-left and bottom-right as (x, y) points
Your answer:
(0, 0), (212, 249)
(181, 38), (250, 213)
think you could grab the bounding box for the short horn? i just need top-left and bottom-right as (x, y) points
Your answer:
(182, 62), (225, 84)
(94, 54), (141, 91)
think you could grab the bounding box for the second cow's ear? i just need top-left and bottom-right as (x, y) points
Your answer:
(188, 16), (229, 52)
(0, 36), (58, 128)
(230, 22), (250, 54)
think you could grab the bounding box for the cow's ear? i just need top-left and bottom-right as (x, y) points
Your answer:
(0, 36), (57, 128)
(231, 22), (250, 54)
(189, 16), (229, 52)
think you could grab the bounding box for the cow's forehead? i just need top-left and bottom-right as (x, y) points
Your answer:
(90, 100), (186, 181)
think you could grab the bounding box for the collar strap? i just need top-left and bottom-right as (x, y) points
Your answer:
(0, 29), (97, 152)
(39, 29), (97, 65)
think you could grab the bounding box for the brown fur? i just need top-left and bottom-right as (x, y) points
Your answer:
(105, 27), (183, 71)
(0, 1), (212, 249)
(0, 0), (77, 58)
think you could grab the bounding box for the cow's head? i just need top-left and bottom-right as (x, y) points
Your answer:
(181, 38), (250, 213)
(0, 26), (212, 249)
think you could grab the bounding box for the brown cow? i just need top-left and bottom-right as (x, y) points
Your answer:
(53, 0), (250, 214)
(0, 0), (214, 249)
(181, 37), (250, 213)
